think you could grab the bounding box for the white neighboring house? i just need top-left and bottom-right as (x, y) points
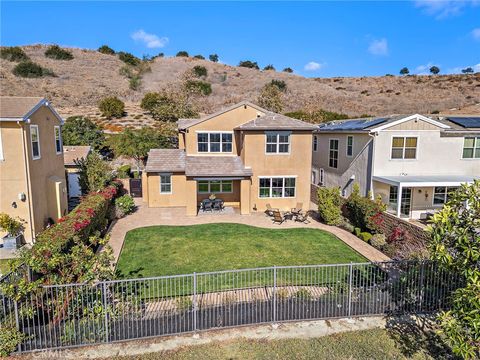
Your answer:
(63, 146), (91, 198)
(312, 114), (480, 219)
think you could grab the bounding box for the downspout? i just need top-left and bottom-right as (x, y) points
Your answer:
(18, 120), (35, 243)
(367, 131), (377, 199)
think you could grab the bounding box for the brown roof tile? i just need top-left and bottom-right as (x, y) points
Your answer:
(0, 97), (45, 119)
(185, 156), (252, 177)
(145, 149), (186, 172)
(237, 113), (316, 131)
(63, 146), (91, 166)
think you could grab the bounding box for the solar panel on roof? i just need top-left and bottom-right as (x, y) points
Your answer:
(320, 117), (387, 130)
(447, 117), (480, 129)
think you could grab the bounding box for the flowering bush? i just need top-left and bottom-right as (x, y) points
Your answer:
(114, 194), (135, 218)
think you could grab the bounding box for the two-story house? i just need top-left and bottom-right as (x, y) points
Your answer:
(312, 114), (479, 219)
(0, 97), (68, 243)
(142, 101), (315, 215)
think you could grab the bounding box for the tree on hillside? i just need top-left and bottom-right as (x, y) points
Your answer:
(238, 60), (259, 69)
(62, 116), (105, 150)
(193, 54), (205, 60)
(282, 67), (293, 73)
(399, 67), (409, 75)
(98, 97), (125, 118)
(98, 45), (115, 55)
(429, 66), (440, 75)
(462, 67), (474, 74)
(140, 91), (198, 122)
(109, 127), (172, 172)
(263, 64), (275, 71)
(428, 180), (480, 359)
(285, 109), (349, 123)
(257, 83), (284, 113)
(209, 54), (219, 62)
(176, 51), (189, 57)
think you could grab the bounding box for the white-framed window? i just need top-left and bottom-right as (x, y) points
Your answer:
(0, 127), (4, 161)
(160, 174), (172, 193)
(198, 180), (233, 193)
(311, 171), (317, 185)
(389, 186), (398, 208)
(329, 139), (339, 168)
(346, 136), (354, 157)
(258, 177), (296, 198)
(197, 132), (232, 153)
(266, 132), (290, 154)
(319, 168), (324, 186)
(54, 126), (62, 154)
(433, 186), (459, 205)
(391, 136), (417, 159)
(313, 135), (318, 152)
(30, 125), (41, 160)
(462, 137), (480, 159)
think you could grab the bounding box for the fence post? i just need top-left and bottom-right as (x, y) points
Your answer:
(272, 266), (277, 323)
(347, 263), (353, 318)
(102, 282), (109, 343)
(419, 261), (425, 312)
(193, 272), (197, 332)
(14, 300), (21, 352)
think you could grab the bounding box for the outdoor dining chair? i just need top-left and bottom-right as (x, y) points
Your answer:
(213, 199), (224, 211)
(203, 200), (213, 212)
(294, 212), (310, 224)
(265, 203), (279, 217)
(272, 210), (285, 225)
(291, 202), (303, 214)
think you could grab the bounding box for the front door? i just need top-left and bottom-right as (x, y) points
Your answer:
(400, 187), (412, 217)
(130, 178), (143, 197)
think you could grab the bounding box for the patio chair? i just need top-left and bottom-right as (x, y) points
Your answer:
(291, 202), (303, 214)
(213, 199), (224, 211)
(272, 210), (285, 225)
(265, 203), (279, 217)
(203, 200), (213, 212)
(294, 212), (310, 224)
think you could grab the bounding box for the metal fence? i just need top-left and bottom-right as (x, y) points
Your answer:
(0, 260), (460, 353)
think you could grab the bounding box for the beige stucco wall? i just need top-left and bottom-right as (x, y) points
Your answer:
(183, 105), (263, 156)
(313, 133), (373, 197)
(145, 173), (188, 207)
(243, 131), (312, 212)
(0, 106), (67, 243)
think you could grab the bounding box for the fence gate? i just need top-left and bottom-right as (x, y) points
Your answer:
(129, 178), (142, 197)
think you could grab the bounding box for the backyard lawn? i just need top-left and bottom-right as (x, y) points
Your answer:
(116, 223), (366, 278)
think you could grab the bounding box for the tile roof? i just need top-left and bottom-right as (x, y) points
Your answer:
(237, 113), (316, 131)
(145, 149), (186, 173)
(63, 146), (91, 166)
(185, 156), (252, 177)
(0, 97), (45, 119)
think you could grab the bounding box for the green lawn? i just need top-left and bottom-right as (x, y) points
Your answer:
(116, 223), (366, 279)
(109, 327), (453, 360)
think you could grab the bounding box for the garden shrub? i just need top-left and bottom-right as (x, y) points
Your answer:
(176, 51), (189, 57)
(129, 76), (141, 90)
(115, 194), (135, 218)
(354, 227), (362, 237)
(370, 233), (386, 248)
(0, 327), (26, 357)
(98, 45), (115, 55)
(344, 184), (385, 233)
(139, 90), (198, 121)
(359, 232), (373, 242)
(0, 46), (29, 62)
(118, 51), (140, 66)
(184, 80), (212, 96)
(44, 45), (73, 60)
(339, 218), (355, 233)
(75, 152), (113, 193)
(98, 96), (125, 118)
(317, 187), (343, 225)
(192, 65), (207, 77)
(238, 60), (259, 69)
(12, 61), (55, 78)
(116, 164), (131, 179)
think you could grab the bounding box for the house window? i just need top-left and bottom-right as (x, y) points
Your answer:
(346, 136), (353, 157)
(30, 125), (40, 160)
(160, 174), (172, 193)
(312, 171), (317, 185)
(266, 132), (290, 154)
(54, 126), (62, 154)
(433, 186), (459, 205)
(197, 132), (233, 153)
(329, 139), (339, 168)
(319, 168), (324, 186)
(198, 180), (233, 193)
(391, 137), (417, 159)
(313, 136), (318, 152)
(389, 186), (398, 208)
(462, 137), (480, 159)
(258, 177), (296, 198)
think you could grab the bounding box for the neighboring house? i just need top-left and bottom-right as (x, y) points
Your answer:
(143, 101), (315, 215)
(63, 145), (91, 198)
(0, 97), (68, 243)
(312, 114), (480, 219)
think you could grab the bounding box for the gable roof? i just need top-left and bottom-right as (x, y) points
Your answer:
(0, 97), (64, 123)
(237, 112), (317, 131)
(177, 101), (268, 130)
(145, 149), (186, 173)
(63, 146), (91, 166)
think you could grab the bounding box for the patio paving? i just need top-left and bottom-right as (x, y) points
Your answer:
(107, 199), (390, 266)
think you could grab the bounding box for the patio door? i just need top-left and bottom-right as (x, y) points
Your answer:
(400, 187), (412, 217)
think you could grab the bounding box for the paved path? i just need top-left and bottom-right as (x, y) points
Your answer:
(107, 199), (390, 265)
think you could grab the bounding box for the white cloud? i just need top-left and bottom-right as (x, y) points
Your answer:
(304, 61), (325, 71)
(447, 63), (480, 74)
(131, 29), (169, 48)
(414, 0), (480, 19)
(472, 28), (480, 40)
(368, 38), (388, 56)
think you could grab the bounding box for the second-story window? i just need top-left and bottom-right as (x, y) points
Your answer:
(266, 132), (290, 154)
(329, 139), (339, 168)
(54, 126), (62, 154)
(462, 137), (480, 159)
(197, 132), (232, 153)
(30, 125), (41, 160)
(391, 137), (417, 159)
(313, 135), (318, 151)
(346, 136), (353, 157)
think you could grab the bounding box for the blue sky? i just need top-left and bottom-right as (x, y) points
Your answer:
(1, 1), (479, 77)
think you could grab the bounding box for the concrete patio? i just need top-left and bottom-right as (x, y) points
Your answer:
(107, 199), (390, 265)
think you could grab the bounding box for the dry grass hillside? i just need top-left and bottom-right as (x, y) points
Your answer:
(1, 45), (479, 129)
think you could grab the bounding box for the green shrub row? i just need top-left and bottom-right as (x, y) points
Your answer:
(317, 187), (343, 225)
(44, 45), (74, 60)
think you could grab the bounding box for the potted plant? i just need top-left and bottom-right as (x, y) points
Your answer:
(208, 193), (216, 201)
(0, 213), (24, 249)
